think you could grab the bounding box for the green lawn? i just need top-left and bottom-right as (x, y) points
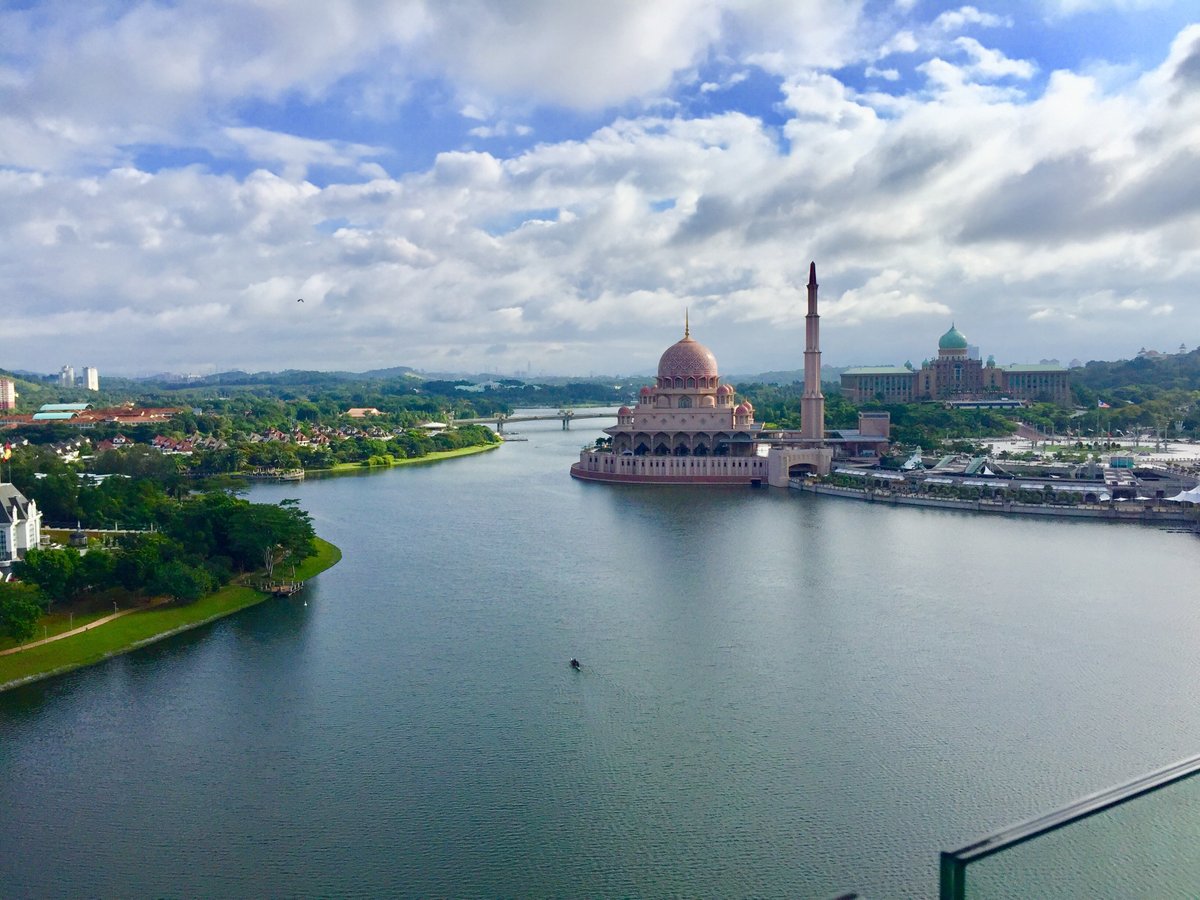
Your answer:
(0, 606), (115, 652)
(321, 442), (499, 473)
(0, 537), (342, 691)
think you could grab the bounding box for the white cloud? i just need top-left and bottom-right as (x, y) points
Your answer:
(932, 6), (1012, 31)
(2, 6), (1200, 374)
(954, 37), (1036, 80)
(222, 128), (387, 180)
(877, 30), (920, 58)
(865, 66), (901, 81)
(467, 122), (533, 139)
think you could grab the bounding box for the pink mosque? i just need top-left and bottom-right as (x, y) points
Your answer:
(570, 263), (880, 487)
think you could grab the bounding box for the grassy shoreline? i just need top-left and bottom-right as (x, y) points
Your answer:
(316, 441), (500, 474)
(0, 537), (342, 693)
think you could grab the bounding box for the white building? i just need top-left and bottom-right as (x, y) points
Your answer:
(0, 483), (42, 567)
(83, 366), (100, 391)
(0, 377), (16, 411)
(59, 365), (75, 388)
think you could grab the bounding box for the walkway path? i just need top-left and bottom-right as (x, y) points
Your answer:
(0, 604), (157, 656)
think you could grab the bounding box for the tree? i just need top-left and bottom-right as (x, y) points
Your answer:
(223, 501), (315, 575)
(76, 549), (117, 595)
(0, 582), (45, 643)
(113, 533), (185, 593)
(15, 548), (81, 606)
(148, 561), (213, 602)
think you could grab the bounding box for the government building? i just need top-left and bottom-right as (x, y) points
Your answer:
(840, 325), (1071, 406)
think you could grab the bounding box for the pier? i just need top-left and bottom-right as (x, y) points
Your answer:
(257, 580), (305, 597)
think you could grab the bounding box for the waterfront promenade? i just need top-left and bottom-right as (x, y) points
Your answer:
(793, 480), (1197, 525)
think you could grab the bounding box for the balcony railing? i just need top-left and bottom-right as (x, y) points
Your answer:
(940, 751), (1200, 898)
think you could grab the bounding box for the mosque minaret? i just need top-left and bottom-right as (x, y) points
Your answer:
(800, 261), (825, 442)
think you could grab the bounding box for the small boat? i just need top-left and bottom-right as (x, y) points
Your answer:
(569, 658), (581, 670)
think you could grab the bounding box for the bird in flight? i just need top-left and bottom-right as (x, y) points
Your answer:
(297, 298), (304, 303)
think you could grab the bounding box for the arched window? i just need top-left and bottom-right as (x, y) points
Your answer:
(677, 395), (692, 408)
(686, 376), (696, 389)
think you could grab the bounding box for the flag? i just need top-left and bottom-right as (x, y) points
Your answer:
(1, 443), (10, 461)
(1097, 400), (1111, 409)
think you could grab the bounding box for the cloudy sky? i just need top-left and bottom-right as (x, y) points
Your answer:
(2, 1), (1198, 378)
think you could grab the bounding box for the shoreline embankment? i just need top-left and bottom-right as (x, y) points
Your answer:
(793, 481), (1197, 525)
(0, 538), (342, 693)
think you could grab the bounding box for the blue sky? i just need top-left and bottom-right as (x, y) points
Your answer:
(2, 1), (1198, 377)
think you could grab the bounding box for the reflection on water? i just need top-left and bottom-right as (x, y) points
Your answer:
(4, 411), (1200, 898)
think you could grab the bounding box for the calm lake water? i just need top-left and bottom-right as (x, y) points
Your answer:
(4, 411), (1200, 898)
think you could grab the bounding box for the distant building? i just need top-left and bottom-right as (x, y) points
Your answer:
(0, 483), (42, 568)
(841, 325), (1071, 405)
(33, 402), (91, 422)
(59, 365), (75, 387)
(345, 407), (382, 418)
(0, 378), (16, 411)
(83, 366), (99, 391)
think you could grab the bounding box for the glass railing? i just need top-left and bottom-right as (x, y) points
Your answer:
(940, 752), (1200, 899)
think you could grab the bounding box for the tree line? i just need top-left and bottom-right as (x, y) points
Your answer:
(0, 487), (315, 643)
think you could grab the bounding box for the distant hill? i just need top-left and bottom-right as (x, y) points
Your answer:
(133, 367), (418, 389)
(725, 366), (848, 385)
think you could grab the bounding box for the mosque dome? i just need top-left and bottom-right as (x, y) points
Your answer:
(618, 406), (632, 415)
(658, 335), (719, 380)
(639, 386), (652, 395)
(734, 402), (750, 415)
(716, 384), (734, 396)
(939, 324), (969, 350)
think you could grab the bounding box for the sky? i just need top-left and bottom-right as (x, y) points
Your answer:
(2, 0), (1199, 378)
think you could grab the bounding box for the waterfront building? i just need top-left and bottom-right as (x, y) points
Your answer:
(0, 378), (15, 411)
(83, 367), (99, 391)
(0, 483), (41, 568)
(841, 324), (1071, 405)
(59, 365), (75, 388)
(571, 263), (838, 486)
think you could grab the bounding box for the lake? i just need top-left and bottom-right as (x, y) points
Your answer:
(4, 411), (1200, 897)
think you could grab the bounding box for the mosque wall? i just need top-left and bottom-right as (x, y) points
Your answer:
(572, 452), (767, 484)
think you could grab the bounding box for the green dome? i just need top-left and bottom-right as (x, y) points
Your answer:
(939, 324), (968, 350)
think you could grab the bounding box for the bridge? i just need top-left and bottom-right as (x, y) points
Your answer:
(455, 410), (615, 432)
